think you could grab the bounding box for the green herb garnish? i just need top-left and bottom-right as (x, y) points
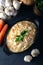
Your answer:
(15, 35), (23, 42)
(21, 30), (28, 36)
(15, 30), (28, 42)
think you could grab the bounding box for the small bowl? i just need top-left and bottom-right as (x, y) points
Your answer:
(4, 18), (39, 54)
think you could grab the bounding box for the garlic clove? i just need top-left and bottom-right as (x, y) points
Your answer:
(5, 0), (12, 7)
(0, 0), (5, 7)
(0, 12), (7, 19)
(13, 0), (22, 10)
(31, 49), (40, 57)
(13, 9), (17, 16)
(24, 55), (32, 62)
(5, 6), (15, 16)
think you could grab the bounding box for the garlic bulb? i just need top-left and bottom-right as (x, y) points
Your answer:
(13, 0), (22, 10)
(5, 6), (16, 16)
(0, 12), (7, 19)
(0, 0), (20, 19)
(24, 55), (32, 62)
(31, 49), (40, 57)
(5, 0), (12, 7)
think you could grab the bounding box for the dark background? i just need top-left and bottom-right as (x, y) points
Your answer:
(0, 4), (43, 65)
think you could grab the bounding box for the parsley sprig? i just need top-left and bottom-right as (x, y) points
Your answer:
(15, 30), (28, 42)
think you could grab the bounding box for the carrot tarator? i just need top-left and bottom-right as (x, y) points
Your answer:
(0, 24), (8, 43)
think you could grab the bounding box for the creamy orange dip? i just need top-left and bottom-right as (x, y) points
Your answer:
(6, 21), (37, 53)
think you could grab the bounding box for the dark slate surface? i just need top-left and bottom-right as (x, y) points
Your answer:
(0, 4), (43, 65)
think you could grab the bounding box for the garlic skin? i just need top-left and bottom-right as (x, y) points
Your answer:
(0, 12), (7, 19)
(31, 49), (40, 57)
(5, 6), (15, 16)
(24, 55), (32, 62)
(5, 0), (12, 7)
(13, 0), (22, 10)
